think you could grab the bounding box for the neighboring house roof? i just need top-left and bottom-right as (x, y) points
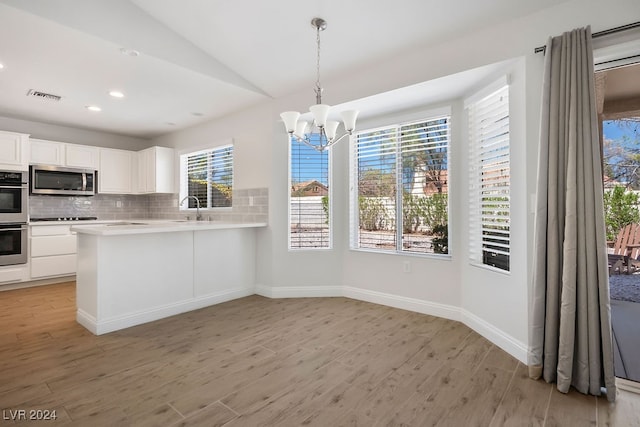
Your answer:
(291, 180), (328, 196)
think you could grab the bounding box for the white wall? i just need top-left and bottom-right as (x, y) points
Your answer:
(0, 115), (150, 150)
(150, 0), (639, 363)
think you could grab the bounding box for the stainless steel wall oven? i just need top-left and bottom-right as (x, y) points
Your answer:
(0, 171), (28, 266)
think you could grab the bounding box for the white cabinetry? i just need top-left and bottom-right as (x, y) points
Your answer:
(30, 139), (65, 165)
(137, 146), (174, 193)
(0, 266), (29, 284)
(65, 144), (99, 169)
(99, 148), (134, 194)
(0, 131), (29, 171)
(30, 225), (77, 279)
(30, 139), (99, 169)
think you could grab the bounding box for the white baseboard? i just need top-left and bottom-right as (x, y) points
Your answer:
(343, 286), (461, 322)
(461, 309), (528, 364)
(254, 284), (343, 298)
(76, 309), (98, 334)
(78, 287), (254, 335)
(1, 275), (75, 292)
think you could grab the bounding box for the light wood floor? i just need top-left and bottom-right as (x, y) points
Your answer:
(0, 282), (639, 426)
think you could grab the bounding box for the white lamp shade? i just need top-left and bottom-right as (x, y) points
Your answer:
(325, 121), (340, 140)
(295, 120), (308, 137)
(341, 110), (359, 132)
(309, 104), (330, 127)
(280, 111), (300, 133)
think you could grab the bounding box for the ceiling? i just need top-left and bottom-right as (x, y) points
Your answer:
(0, 0), (571, 139)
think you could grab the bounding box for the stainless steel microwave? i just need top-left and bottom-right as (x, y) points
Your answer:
(30, 165), (96, 196)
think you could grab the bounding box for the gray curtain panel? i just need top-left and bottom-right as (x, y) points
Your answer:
(530, 26), (616, 401)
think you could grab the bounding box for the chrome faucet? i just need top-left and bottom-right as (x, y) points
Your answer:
(179, 195), (202, 221)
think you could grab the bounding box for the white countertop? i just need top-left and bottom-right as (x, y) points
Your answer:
(69, 220), (267, 236)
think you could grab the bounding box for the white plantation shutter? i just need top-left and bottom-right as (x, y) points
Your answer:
(467, 82), (510, 271)
(353, 115), (450, 254)
(400, 119), (449, 254)
(355, 126), (397, 250)
(182, 144), (233, 209)
(289, 135), (331, 249)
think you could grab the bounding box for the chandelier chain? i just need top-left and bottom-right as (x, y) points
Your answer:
(315, 23), (323, 104)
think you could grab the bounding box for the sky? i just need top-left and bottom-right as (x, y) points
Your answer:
(603, 120), (627, 141)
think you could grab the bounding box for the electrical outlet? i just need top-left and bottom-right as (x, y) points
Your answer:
(249, 196), (254, 206)
(116, 200), (122, 208)
(403, 260), (411, 273)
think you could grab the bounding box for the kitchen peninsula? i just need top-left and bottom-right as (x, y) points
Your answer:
(72, 220), (266, 335)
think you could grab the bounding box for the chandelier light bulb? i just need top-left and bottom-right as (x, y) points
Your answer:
(280, 111), (300, 133)
(309, 104), (330, 127)
(325, 121), (340, 140)
(295, 120), (308, 136)
(341, 110), (359, 132)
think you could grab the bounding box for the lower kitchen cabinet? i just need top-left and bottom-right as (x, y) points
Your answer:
(30, 225), (77, 279)
(0, 265), (29, 284)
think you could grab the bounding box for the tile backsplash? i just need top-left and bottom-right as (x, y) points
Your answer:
(29, 187), (268, 223)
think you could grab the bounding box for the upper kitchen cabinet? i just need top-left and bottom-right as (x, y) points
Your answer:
(30, 139), (65, 165)
(98, 148), (134, 194)
(65, 144), (99, 169)
(137, 146), (175, 193)
(0, 131), (29, 171)
(30, 139), (99, 169)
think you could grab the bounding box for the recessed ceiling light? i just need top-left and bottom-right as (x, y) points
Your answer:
(191, 112), (203, 117)
(86, 105), (101, 112)
(120, 48), (140, 57)
(166, 122), (176, 126)
(109, 90), (125, 98)
(0, 63), (4, 70)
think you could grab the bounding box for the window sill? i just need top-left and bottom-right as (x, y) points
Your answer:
(349, 247), (452, 261)
(469, 262), (511, 275)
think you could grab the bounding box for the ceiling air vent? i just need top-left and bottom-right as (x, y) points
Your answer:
(26, 89), (62, 102)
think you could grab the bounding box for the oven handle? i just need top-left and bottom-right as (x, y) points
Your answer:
(0, 225), (27, 231)
(0, 185), (28, 189)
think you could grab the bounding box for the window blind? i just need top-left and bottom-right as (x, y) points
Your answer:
(400, 119), (449, 254)
(289, 135), (330, 249)
(355, 126), (397, 250)
(353, 116), (450, 255)
(183, 145), (233, 209)
(468, 84), (510, 271)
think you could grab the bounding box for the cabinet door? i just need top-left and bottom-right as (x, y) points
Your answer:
(66, 144), (99, 169)
(136, 147), (174, 194)
(99, 148), (133, 194)
(30, 139), (65, 166)
(153, 146), (175, 193)
(136, 148), (153, 193)
(0, 131), (28, 171)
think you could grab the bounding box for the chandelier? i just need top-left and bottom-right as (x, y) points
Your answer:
(280, 18), (359, 152)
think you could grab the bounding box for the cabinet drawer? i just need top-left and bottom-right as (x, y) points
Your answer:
(30, 225), (72, 236)
(31, 254), (76, 278)
(31, 235), (77, 256)
(0, 266), (27, 283)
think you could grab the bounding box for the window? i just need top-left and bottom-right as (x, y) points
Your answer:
(352, 114), (450, 255)
(179, 144), (233, 209)
(467, 82), (510, 271)
(289, 135), (331, 249)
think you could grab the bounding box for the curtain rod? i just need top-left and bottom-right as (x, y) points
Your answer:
(534, 21), (640, 54)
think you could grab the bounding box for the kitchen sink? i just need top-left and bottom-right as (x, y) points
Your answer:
(105, 221), (149, 226)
